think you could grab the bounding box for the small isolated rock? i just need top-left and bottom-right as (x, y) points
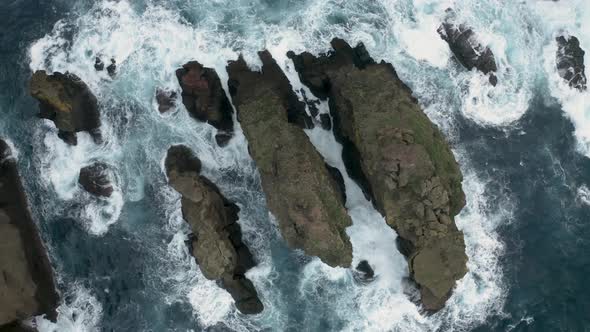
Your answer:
(29, 70), (101, 145)
(556, 35), (587, 91)
(155, 88), (177, 113)
(438, 9), (498, 86)
(78, 162), (114, 197)
(107, 58), (116, 77)
(94, 57), (104, 71)
(176, 61), (235, 146)
(355, 260), (375, 281)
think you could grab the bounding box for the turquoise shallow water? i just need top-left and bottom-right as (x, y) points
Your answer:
(2, 0), (590, 331)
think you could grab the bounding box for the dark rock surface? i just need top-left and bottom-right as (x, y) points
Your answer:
(355, 260), (375, 280)
(0, 139), (59, 328)
(289, 39), (468, 311)
(437, 9), (498, 86)
(556, 35), (587, 91)
(94, 57), (104, 71)
(226, 51), (353, 268)
(155, 88), (177, 113)
(175, 62), (235, 146)
(165, 145), (263, 315)
(106, 58), (116, 77)
(78, 162), (114, 197)
(29, 70), (101, 145)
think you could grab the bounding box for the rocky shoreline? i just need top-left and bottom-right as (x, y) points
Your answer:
(0, 140), (59, 330)
(23, 38), (470, 315)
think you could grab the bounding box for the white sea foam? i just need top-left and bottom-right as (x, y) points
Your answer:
(28, 0), (516, 330)
(577, 185), (590, 206)
(36, 284), (103, 332)
(534, 0), (590, 158)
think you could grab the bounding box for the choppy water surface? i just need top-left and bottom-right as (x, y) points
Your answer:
(1, 0), (590, 331)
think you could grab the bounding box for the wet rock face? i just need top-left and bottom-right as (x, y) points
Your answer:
(155, 88), (177, 113)
(29, 70), (101, 145)
(78, 162), (114, 197)
(165, 145), (263, 315)
(289, 39), (468, 311)
(176, 62), (235, 146)
(556, 35), (587, 91)
(0, 140), (59, 328)
(226, 51), (353, 268)
(437, 10), (498, 86)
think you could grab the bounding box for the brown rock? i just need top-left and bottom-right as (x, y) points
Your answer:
(78, 162), (114, 197)
(0, 139), (59, 328)
(226, 51), (352, 268)
(176, 62), (235, 146)
(289, 39), (468, 310)
(29, 70), (101, 145)
(155, 88), (177, 113)
(165, 145), (263, 315)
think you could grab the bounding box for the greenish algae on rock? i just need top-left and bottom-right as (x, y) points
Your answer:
(226, 51), (353, 268)
(165, 145), (263, 315)
(289, 39), (468, 311)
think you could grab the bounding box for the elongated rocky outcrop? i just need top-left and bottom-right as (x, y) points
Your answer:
(226, 51), (352, 268)
(437, 9), (498, 86)
(165, 145), (263, 315)
(0, 139), (59, 329)
(556, 35), (587, 91)
(176, 62), (235, 146)
(29, 71), (101, 145)
(289, 39), (468, 311)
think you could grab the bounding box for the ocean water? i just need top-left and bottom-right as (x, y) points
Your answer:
(1, 0), (589, 331)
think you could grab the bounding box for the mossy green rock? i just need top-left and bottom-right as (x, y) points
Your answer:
(289, 39), (468, 310)
(29, 70), (100, 145)
(165, 145), (263, 315)
(226, 51), (352, 268)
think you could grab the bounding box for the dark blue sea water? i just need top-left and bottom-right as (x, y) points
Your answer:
(2, 0), (590, 331)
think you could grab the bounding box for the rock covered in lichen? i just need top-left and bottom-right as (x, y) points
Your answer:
(289, 39), (468, 311)
(29, 70), (101, 145)
(226, 51), (352, 268)
(165, 145), (263, 314)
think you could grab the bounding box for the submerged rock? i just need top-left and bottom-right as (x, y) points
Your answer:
(29, 70), (101, 145)
(437, 9), (498, 86)
(106, 58), (116, 77)
(556, 35), (587, 91)
(165, 145), (263, 314)
(155, 88), (177, 113)
(94, 57), (104, 71)
(78, 162), (114, 197)
(0, 139), (59, 328)
(226, 51), (353, 268)
(289, 39), (468, 311)
(355, 260), (375, 281)
(176, 62), (235, 146)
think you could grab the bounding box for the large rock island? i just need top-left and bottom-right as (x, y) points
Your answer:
(165, 145), (263, 315)
(289, 39), (468, 311)
(226, 51), (353, 268)
(0, 139), (59, 330)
